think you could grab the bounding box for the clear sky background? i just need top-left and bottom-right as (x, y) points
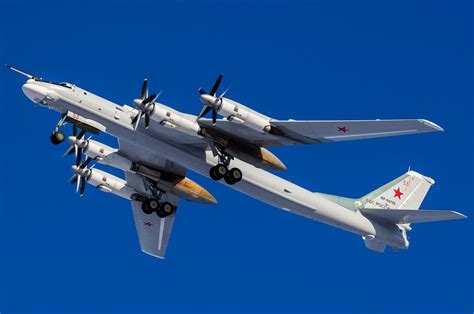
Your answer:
(0, 0), (472, 313)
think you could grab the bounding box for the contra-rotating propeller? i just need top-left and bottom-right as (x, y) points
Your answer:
(197, 73), (228, 124)
(131, 78), (161, 130)
(63, 124), (90, 166)
(69, 157), (94, 197)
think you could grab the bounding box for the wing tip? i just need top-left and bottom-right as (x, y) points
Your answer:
(141, 249), (166, 259)
(450, 211), (468, 219)
(419, 119), (444, 132)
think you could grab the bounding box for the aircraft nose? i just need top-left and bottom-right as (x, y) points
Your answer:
(22, 83), (48, 103)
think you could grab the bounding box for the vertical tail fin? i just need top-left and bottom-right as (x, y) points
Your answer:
(358, 170), (435, 210)
(314, 170), (463, 253)
(359, 170), (435, 253)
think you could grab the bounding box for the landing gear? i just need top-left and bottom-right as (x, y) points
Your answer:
(140, 179), (177, 217)
(141, 198), (176, 217)
(50, 113), (67, 145)
(210, 164), (242, 185)
(208, 144), (242, 184)
(141, 198), (159, 214)
(224, 168), (242, 185)
(156, 202), (176, 218)
(209, 163), (227, 180)
(50, 131), (65, 145)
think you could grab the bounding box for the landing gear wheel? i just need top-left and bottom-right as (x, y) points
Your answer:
(50, 131), (65, 145)
(209, 167), (220, 180)
(141, 202), (154, 215)
(142, 198), (159, 214)
(210, 164), (227, 180)
(224, 168), (242, 185)
(161, 202), (175, 217)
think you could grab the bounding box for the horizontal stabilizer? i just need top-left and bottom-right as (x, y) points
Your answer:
(360, 208), (467, 225)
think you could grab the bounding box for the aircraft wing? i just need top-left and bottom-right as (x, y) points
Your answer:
(124, 169), (181, 259)
(130, 198), (176, 259)
(118, 138), (188, 176)
(119, 139), (183, 259)
(199, 119), (443, 147)
(360, 208), (467, 224)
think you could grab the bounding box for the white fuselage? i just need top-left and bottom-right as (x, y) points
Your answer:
(21, 79), (405, 249)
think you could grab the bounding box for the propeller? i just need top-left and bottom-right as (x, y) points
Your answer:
(63, 125), (88, 166)
(131, 79), (161, 130)
(197, 73), (228, 124)
(70, 158), (95, 197)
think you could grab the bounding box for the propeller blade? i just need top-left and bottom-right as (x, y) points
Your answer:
(69, 174), (78, 184)
(198, 87), (206, 95)
(133, 111), (143, 130)
(72, 124), (77, 136)
(79, 178), (86, 196)
(143, 93), (157, 105)
(219, 88), (229, 98)
(76, 146), (82, 166)
(212, 109), (217, 125)
(140, 78), (148, 100)
(209, 73), (223, 96)
(76, 175), (81, 193)
(76, 130), (86, 140)
(145, 113), (150, 129)
(131, 112), (139, 124)
(64, 145), (75, 157)
(80, 157), (92, 169)
(197, 105), (211, 119)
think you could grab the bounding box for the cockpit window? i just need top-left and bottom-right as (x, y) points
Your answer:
(59, 82), (73, 89)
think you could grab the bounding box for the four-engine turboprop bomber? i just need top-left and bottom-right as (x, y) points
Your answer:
(7, 65), (466, 258)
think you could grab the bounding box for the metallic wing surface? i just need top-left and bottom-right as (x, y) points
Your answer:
(198, 118), (443, 147)
(119, 139), (182, 258)
(118, 138), (188, 176)
(130, 198), (176, 259)
(359, 208), (466, 224)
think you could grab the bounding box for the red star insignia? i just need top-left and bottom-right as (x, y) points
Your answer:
(393, 187), (403, 200)
(337, 126), (348, 133)
(143, 221), (153, 227)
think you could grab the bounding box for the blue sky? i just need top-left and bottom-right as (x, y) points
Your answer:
(0, 0), (472, 313)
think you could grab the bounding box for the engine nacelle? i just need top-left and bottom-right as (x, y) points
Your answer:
(217, 98), (271, 133)
(83, 140), (133, 171)
(200, 128), (287, 171)
(150, 105), (200, 137)
(87, 168), (137, 200)
(74, 138), (217, 204)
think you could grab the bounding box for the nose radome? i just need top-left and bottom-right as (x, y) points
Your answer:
(22, 83), (48, 103)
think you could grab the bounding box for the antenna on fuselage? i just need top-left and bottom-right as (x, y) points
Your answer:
(5, 64), (41, 80)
